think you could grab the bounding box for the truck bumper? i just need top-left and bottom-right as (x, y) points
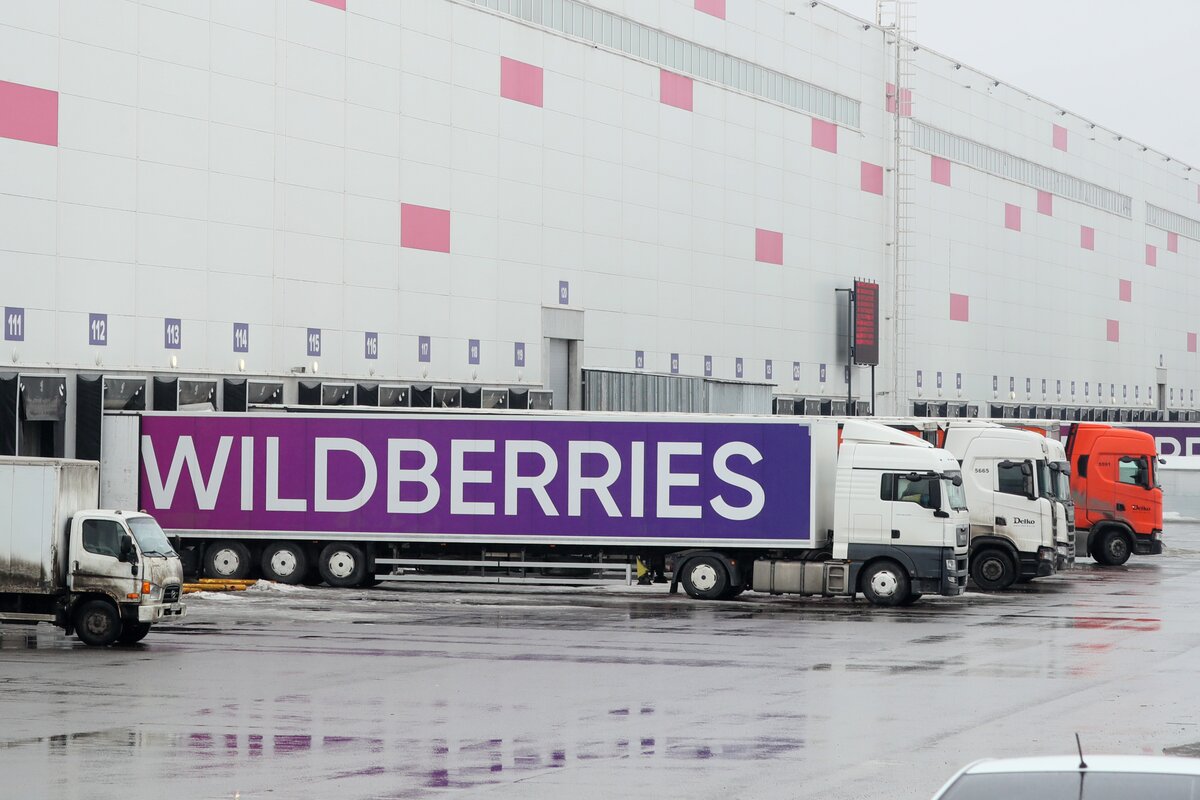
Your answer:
(1134, 531), (1164, 556)
(913, 552), (968, 597)
(1019, 551), (1057, 580)
(137, 602), (187, 623)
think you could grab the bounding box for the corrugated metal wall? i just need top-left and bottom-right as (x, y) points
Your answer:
(583, 370), (773, 414)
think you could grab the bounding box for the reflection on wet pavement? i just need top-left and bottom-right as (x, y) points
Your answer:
(4, 526), (1200, 799)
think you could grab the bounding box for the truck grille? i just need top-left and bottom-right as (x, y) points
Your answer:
(163, 584), (181, 603)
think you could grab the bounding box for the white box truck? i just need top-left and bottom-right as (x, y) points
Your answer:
(0, 457), (186, 646)
(100, 411), (969, 607)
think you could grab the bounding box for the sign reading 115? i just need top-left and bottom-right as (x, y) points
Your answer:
(307, 327), (321, 358)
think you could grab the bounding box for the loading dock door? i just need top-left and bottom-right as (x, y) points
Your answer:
(548, 338), (569, 412)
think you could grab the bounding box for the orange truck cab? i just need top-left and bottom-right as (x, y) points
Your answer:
(1065, 423), (1163, 565)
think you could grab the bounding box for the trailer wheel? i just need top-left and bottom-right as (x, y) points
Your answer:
(860, 560), (910, 607)
(1094, 529), (1131, 566)
(116, 622), (152, 646)
(73, 600), (121, 647)
(969, 549), (1016, 591)
(204, 542), (253, 580)
(260, 542), (309, 585)
(679, 556), (729, 600)
(318, 543), (368, 588)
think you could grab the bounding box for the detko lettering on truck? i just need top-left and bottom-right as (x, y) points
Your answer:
(137, 416), (814, 545)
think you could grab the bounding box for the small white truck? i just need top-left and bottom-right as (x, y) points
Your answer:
(0, 457), (186, 646)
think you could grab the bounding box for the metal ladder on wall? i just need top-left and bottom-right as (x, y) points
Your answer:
(876, 0), (916, 416)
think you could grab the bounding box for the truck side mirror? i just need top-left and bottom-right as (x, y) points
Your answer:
(1019, 462), (1034, 477)
(1023, 474), (1036, 501)
(119, 535), (136, 564)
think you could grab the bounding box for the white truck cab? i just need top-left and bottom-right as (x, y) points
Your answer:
(832, 422), (971, 604)
(941, 423), (1057, 590)
(1043, 438), (1076, 569)
(0, 459), (185, 647)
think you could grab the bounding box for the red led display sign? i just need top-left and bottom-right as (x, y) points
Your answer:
(853, 280), (879, 366)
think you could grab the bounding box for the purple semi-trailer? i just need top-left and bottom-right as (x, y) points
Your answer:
(99, 412), (969, 606)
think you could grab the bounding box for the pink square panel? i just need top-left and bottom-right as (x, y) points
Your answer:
(1190, 332), (1197, 353)
(931, 156), (951, 186)
(1106, 319), (1119, 342)
(401, 203), (451, 253)
(500, 57), (544, 107)
(1168, 232), (1179, 253)
(0, 80), (58, 146)
(949, 293), (969, 322)
(1005, 203), (1021, 232)
(860, 161), (884, 195)
(1037, 190), (1053, 216)
(1146, 244), (1157, 266)
(755, 229), (783, 265)
(660, 70), (693, 111)
(310, 0), (346, 8)
(1053, 124), (1068, 151)
(695, 0), (726, 18)
(1119, 279), (1132, 302)
(1081, 226), (1095, 250)
(885, 83), (912, 116)
(811, 118), (837, 153)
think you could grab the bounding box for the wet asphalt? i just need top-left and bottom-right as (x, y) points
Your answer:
(3, 527), (1200, 800)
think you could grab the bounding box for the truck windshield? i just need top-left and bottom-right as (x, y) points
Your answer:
(1051, 462), (1072, 502)
(943, 472), (968, 511)
(127, 516), (176, 557)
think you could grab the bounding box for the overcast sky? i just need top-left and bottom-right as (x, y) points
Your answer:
(823, 0), (1200, 166)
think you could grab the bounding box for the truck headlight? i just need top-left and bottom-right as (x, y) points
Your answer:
(1038, 547), (1055, 561)
(945, 558), (957, 571)
(1056, 545), (1068, 556)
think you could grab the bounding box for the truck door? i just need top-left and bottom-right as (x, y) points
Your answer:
(1106, 442), (1158, 532)
(888, 473), (940, 545)
(994, 460), (1038, 552)
(70, 518), (137, 594)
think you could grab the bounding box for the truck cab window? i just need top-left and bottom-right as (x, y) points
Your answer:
(996, 462), (1026, 496)
(893, 475), (939, 511)
(82, 519), (125, 559)
(1118, 456), (1150, 488)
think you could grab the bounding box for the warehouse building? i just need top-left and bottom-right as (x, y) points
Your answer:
(1, 0), (1197, 457)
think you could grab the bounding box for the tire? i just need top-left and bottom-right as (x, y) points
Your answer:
(679, 556), (729, 600)
(970, 549), (1016, 591)
(260, 542), (309, 585)
(860, 560), (911, 607)
(898, 592), (923, 607)
(116, 622), (152, 646)
(74, 600), (122, 647)
(318, 543), (368, 588)
(179, 546), (201, 579)
(1094, 529), (1132, 566)
(204, 541), (253, 580)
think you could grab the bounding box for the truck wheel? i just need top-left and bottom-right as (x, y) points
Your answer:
(861, 560), (911, 607)
(1094, 529), (1131, 566)
(204, 542), (253, 580)
(318, 543), (367, 588)
(116, 622), (153, 646)
(898, 592), (923, 607)
(74, 600), (121, 647)
(261, 542), (309, 584)
(680, 556), (729, 600)
(970, 549), (1016, 591)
